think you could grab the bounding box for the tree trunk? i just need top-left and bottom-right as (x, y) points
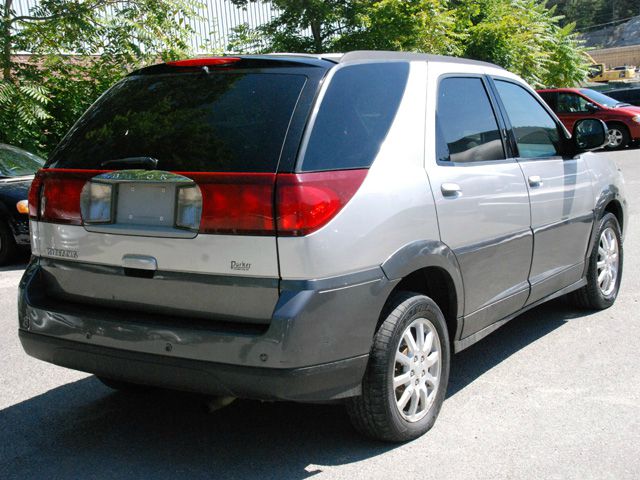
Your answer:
(310, 20), (322, 53)
(1, 0), (13, 82)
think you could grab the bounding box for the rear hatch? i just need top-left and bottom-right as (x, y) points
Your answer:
(29, 56), (329, 326)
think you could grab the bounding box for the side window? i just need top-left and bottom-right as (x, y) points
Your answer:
(436, 77), (505, 163)
(494, 80), (560, 159)
(557, 92), (591, 113)
(301, 62), (409, 172)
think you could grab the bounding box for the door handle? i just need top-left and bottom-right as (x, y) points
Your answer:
(441, 183), (462, 197)
(528, 175), (543, 188)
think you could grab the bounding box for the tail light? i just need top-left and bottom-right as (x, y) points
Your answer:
(28, 169), (100, 224)
(183, 173), (276, 235)
(275, 169), (368, 236)
(27, 168), (368, 237)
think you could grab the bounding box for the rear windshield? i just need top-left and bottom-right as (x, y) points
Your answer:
(48, 72), (307, 172)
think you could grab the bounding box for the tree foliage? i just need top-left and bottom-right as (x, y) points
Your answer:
(230, 0), (588, 88)
(456, 0), (588, 88)
(1, 0), (198, 155)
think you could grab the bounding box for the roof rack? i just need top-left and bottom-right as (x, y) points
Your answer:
(339, 51), (502, 69)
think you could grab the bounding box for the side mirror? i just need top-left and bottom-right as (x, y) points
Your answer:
(573, 118), (608, 152)
(585, 102), (599, 113)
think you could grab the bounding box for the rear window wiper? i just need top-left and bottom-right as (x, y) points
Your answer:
(100, 157), (159, 170)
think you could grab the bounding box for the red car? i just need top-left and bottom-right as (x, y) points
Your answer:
(538, 87), (640, 149)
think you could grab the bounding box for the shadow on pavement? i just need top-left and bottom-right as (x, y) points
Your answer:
(0, 297), (591, 480)
(0, 251), (29, 272)
(447, 297), (591, 398)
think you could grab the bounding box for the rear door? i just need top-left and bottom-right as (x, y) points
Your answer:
(427, 74), (532, 338)
(31, 60), (324, 324)
(491, 79), (594, 305)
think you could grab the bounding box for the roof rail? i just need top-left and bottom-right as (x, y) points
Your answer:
(339, 51), (502, 69)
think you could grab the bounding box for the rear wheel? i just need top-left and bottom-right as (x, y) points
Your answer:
(0, 220), (18, 265)
(605, 123), (630, 150)
(571, 213), (623, 309)
(347, 292), (450, 442)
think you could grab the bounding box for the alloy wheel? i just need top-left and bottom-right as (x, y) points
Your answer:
(607, 128), (624, 148)
(597, 226), (619, 296)
(393, 318), (441, 422)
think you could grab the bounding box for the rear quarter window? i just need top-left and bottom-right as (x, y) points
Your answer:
(300, 62), (409, 172)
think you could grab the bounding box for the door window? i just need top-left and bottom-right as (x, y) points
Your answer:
(436, 77), (505, 163)
(557, 92), (591, 113)
(494, 80), (561, 159)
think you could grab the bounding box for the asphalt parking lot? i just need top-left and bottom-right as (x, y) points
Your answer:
(1, 150), (639, 480)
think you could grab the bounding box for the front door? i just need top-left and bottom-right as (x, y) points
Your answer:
(492, 79), (594, 305)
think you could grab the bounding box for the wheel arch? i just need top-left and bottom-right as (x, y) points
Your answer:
(583, 187), (625, 277)
(380, 240), (464, 344)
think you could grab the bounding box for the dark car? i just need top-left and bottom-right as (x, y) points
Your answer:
(605, 87), (640, 107)
(0, 144), (44, 264)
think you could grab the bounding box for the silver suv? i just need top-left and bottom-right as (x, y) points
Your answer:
(19, 51), (626, 442)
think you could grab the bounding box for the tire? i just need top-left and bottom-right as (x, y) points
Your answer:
(0, 220), (18, 266)
(571, 213), (623, 310)
(347, 292), (450, 442)
(605, 123), (630, 150)
(97, 376), (152, 393)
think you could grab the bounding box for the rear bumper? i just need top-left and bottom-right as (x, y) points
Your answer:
(18, 258), (397, 401)
(19, 330), (368, 402)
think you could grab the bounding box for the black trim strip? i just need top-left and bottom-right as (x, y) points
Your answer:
(454, 277), (587, 352)
(279, 267), (384, 292)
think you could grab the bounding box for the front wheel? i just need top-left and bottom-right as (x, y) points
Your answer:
(347, 292), (450, 442)
(571, 213), (623, 309)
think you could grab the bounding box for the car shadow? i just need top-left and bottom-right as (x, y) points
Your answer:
(0, 252), (29, 272)
(447, 297), (590, 398)
(0, 298), (591, 479)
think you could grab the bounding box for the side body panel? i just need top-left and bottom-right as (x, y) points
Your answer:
(277, 61), (440, 281)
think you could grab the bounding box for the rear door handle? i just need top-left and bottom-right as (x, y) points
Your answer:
(441, 183), (462, 197)
(528, 175), (543, 188)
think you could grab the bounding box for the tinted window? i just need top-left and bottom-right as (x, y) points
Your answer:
(538, 91), (557, 110)
(301, 63), (409, 171)
(0, 145), (44, 177)
(436, 77), (504, 163)
(48, 72), (307, 172)
(607, 89), (640, 105)
(579, 88), (622, 108)
(495, 80), (560, 159)
(557, 92), (592, 113)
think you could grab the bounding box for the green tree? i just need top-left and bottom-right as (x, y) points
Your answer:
(334, 0), (462, 55)
(0, 0), (198, 155)
(456, 0), (589, 87)
(230, 0), (363, 53)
